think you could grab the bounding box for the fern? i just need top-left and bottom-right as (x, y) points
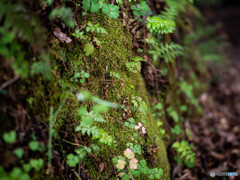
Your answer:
(50, 7), (75, 28)
(146, 16), (176, 34)
(86, 22), (108, 34)
(126, 56), (144, 73)
(160, 0), (186, 20)
(75, 106), (115, 146)
(172, 140), (196, 168)
(0, 1), (50, 79)
(148, 42), (184, 63)
(75, 125), (100, 136)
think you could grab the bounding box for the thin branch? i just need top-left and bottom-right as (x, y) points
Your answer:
(0, 75), (19, 91)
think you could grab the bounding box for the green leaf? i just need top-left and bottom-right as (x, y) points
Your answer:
(94, 37), (101, 46)
(82, 0), (90, 11)
(80, 79), (85, 83)
(29, 141), (40, 151)
(129, 124), (135, 129)
(81, 116), (93, 127)
(128, 117), (135, 124)
(29, 158), (44, 171)
(14, 148), (24, 159)
(171, 125), (181, 135)
(124, 122), (130, 127)
(102, 4), (119, 19)
(23, 164), (32, 173)
(77, 107), (88, 116)
(2, 130), (17, 144)
(102, 4), (110, 15)
(92, 104), (109, 113)
(108, 4), (119, 19)
(112, 157), (118, 164)
(129, 169), (140, 177)
(149, 174), (154, 179)
(84, 43), (94, 56)
(67, 154), (79, 167)
(91, 2), (100, 13)
(47, 0), (53, 6)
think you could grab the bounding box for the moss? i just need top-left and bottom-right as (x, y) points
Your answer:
(30, 13), (170, 179)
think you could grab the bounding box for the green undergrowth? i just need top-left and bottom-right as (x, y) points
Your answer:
(33, 13), (170, 179)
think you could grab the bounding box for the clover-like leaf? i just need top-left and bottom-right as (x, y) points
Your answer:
(91, 2), (100, 13)
(82, 0), (90, 11)
(29, 158), (44, 171)
(117, 172), (125, 177)
(67, 153), (79, 167)
(129, 158), (138, 169)
(29, 141), (40, 151)
(124, 148), (135, 159)
(14, 148), (24, 159)
(84, 43), (94, 56)
(116, 159), (126, 170)
(3, 130), (17, 144)
(102, 4), (119, 19)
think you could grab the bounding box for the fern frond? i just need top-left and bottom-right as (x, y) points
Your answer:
(146, 16), (176, 34)
(149, 42), (184, 63)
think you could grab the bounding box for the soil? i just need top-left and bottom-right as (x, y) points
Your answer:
(175, 4), (240, 180)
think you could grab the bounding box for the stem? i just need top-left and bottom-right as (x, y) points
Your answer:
(62, 139), (84, 147)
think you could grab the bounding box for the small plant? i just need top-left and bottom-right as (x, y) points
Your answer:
(148, 42), (184, 63)
(72, 30), (86, 40)
(112, 148), (163, 179)
(131, 96), (147, 115)
(171, 125), (181, 135)
(172, 140), (196, 168)
(29, 140), (41, 151)
(157, 121), (166, 136)
(131, 1), (150, 17)
(82, 0), (119, 19)
(84, 43), (95, 56)
(152, 103), (166, 136)
(109, 71), (121, 79)
(167, 107), (179, 123)
(147, 16), (176, 34)
(102, 4), (119, 19)
(75, 105), (115, 146)
(179, 80), (202, 112)
(4, 167), (30, 180)
(13, 148), (24, 159)
(29, 158), (44, 171)
(66, 153), (80, 167)
(126, 56), (144, 73)
(86, 22), (108, 34)
(50, 7), (75, 28)
(71, 70), (90, 83)
(124, 117), (135, 129)
(66, 145), (99, 169)
(2, 130), (17, 144)
(82, 0), (100, 13)
(126, 143), (141, 155)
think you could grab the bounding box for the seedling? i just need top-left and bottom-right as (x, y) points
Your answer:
(2, 130), (17, 144)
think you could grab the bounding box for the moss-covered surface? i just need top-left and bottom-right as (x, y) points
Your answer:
(28, 13), (170, 179)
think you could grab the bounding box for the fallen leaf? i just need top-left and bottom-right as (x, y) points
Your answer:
(53, 28), (72, 43)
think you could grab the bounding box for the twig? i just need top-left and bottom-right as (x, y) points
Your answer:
(0, 75), (19, 91)
(62, 139), (84, 147)
(82, 55), (89, 74)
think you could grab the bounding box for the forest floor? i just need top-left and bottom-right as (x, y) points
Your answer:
(181, 5), (240, 180)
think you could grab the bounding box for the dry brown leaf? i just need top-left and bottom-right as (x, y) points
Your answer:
(53, 28), (72, 43)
